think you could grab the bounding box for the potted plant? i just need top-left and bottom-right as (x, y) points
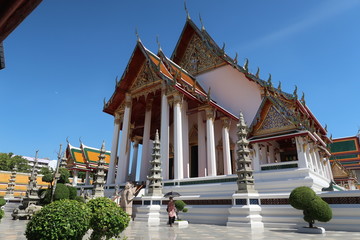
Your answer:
(289, 186), (332, 233)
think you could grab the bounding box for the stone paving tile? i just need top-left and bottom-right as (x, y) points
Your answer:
(1, 209), (360, 240)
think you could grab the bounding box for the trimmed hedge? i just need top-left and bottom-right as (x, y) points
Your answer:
(25, 199), (91, 240)
(67, 186), (77, 200)
(0, 209), (4, 220)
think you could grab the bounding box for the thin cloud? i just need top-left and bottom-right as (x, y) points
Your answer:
(237, 1), (359, 52)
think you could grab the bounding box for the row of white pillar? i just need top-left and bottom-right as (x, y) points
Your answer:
(106, 89), (234, 186)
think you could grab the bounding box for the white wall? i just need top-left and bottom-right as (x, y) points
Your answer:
(197, 65), (263, 124)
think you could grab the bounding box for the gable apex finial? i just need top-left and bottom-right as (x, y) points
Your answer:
(199, 13), (205, 31)
(184, 0), (191, 20)
(135, 28), (141, 42)
(156, 35), (162, 52)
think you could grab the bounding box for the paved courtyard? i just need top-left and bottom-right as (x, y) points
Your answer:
(1, 206), (360, 240)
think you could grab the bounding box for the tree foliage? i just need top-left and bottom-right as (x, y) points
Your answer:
(39, 167), (53, 175)
(67, 185), (77, 200)
(58, 168), (70, 184)
(25, 199), (91, 240)
(0, 152), (30, 172)
(289, 186), (332, 228)
(87, 197), (130, 240)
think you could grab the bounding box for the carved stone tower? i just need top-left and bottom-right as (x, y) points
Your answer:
(147, 129), (163, 196)
(92, 142), (106, 198)
(236, 112), (256, 193)
(5, 165), (17, 198)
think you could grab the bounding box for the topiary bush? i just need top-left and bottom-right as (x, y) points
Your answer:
(175, 200), (188, 220)
(87, 197), (130, 240)
(58, 168), (70, 184)
(0, 209), (4, 220)
(0, 197), (6, 207)
(67, 185), (77, 200)
(289, 186), (332, 228)
(53, 183), (70, 201)
(25, 199), (91, 240)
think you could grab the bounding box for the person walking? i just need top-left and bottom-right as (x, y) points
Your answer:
(167, 197), (176, 227)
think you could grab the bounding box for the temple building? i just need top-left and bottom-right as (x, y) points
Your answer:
(329, 134), (360, 189)
(103, 16), (333, 193)
(65, 142), (111, 186)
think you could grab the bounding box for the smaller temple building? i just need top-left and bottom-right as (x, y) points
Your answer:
(330, 135), (360, 190)
(65, 143), (111, 186)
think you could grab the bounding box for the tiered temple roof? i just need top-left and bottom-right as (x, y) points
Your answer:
(330, 136), (360, 170)
(65, 143), (111, 171)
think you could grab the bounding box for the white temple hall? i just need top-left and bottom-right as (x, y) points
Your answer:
(103, 17), (360, 230)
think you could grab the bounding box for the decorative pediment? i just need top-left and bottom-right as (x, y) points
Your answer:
(129, 62), (160, 92)
(252, 101), (296, 136)
(178, 33), (224, 75)
(331, 161), (350, 178)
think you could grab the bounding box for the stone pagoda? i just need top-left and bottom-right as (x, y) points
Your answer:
(227, 112), (263, 230)
(147, 129), (163, 196)
(23, 151), (41, 206)
(92, 142), (106, 198)
(236, 112), (256, 193)
(4, 165), (17, 199)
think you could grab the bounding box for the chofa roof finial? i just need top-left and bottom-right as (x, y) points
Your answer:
(135, 28), (141, 42)
(184, 0), (191, 20)
(255, 67), (260, 78)
(243, 58), (249, 72)
(199, 13), (205, 31)
(293, 85), (298, 99)
(156, 35), (162, 52)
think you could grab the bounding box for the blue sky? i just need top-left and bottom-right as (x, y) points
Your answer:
(1, 0), (360, 161)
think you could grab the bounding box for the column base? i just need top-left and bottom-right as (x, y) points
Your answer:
(134, 196), (163, 226)
(226, 193), (264, 230)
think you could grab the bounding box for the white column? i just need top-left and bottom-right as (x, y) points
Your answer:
(198, 111), (206, 177)
(310, 143), (319, 173)
(221, 117), (232, 175)
(205, 108), (217, 176)
(252, 143), (261, 171)
(182, 100), (190, 178)
(107, 112), (122, 185)
(295, 136), (308, 168)
(173, 93), (184, 180)
(72, 170), (78, 186)
(140, 100), (152, 182)
(130, 138), (140, 181)
(160, 88), (169, 180)
(115, 94), (132, 185)
(85, 171), (90, 185)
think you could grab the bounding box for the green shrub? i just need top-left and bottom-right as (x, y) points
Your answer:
(289, 186), (332, 228)
(0, 198), (6, 207)
(0, 209), (4, 220)
(175, 200), (188, 220)
(25, 199), (91, 240)
(58, 168), (70, 184)
(67, 186), (77, 199)
(87, 197), (130, 240)
(74, 196), (85, 203)
(289, 186), (316, 210)
(54, 183), (69, 201)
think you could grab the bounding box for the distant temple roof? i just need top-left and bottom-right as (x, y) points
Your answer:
(65, 143), (111, 171)
(330, 136), (360, 170)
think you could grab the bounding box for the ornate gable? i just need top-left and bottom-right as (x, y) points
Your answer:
(178, 32), (224, 75)
(129, 62), (160, 92)
(252, 100), (296, 136)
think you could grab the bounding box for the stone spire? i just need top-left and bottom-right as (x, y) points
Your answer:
(147, 129), (163, 196)
(236, 112), (256, 193)
(92, 142), (106, 198)
(60, 151), (67, 169)
(5, 164), (17, 198)
(27, 151), (40, 198)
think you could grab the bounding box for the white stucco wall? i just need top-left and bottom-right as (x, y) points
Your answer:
(196, 65), (263, 125)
